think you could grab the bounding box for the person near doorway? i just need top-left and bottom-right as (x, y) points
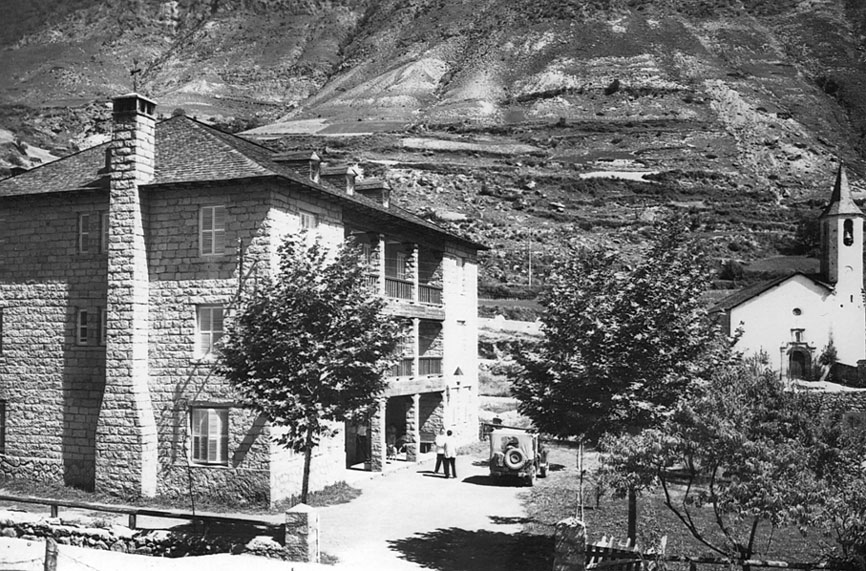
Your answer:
(386, 424), (398, 460)
(434, 428), (447, 475)
(444, 429), (458, 479)
(356, 423), (369, 464)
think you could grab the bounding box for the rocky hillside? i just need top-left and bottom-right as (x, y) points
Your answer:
(2, 0), (866, 290)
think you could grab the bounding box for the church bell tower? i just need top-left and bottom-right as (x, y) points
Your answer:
(819, 164), (864, 294)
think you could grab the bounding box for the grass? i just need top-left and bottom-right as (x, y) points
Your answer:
(521, 443), (831, 565)
(478, 369), (514, 397)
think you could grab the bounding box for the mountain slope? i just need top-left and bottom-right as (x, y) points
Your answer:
(1, 0), (865, 290)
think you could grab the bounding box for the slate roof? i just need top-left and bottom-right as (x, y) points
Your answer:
(712, 272), (831, 312)
(0, 115), (484, 250)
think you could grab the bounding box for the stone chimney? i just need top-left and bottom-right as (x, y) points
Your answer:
(95, 93), (159, 498)
(273, 151), (321, 183)
(355, 178), (391, 208)
(321, 165), (358, 195)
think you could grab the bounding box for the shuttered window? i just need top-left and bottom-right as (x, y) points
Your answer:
(200, 205), (226, 256)
(196, 306), (224, 358)
(77, 310), (89, 345)
(78, 213), (92, 253)
(191, 407), (229, 465)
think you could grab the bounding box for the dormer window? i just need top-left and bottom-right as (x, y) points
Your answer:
(844, 219), (854, 246)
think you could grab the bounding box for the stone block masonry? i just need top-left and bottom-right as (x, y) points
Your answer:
(96, 94), (158, 498)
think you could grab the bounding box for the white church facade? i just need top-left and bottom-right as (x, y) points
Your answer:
(716, 166), (866, 381)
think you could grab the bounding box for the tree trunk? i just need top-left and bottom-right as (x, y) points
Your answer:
(627, 486), (637, 544)
(300, 425), (315, 504)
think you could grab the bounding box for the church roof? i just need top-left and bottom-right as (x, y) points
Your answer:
(821, 164), (863, 218)
(712, 272), (832, 312)
(0, 115), (485, 251)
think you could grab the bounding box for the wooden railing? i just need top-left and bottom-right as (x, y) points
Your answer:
(0, 493), (280, 531)
(385, 277), (414, 300)
(419, 356), (442, 376)
(388, 358), (414, 377)
(419, 284), (443, 305)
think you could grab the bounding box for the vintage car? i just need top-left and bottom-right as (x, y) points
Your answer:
(488, 428), (548, 486)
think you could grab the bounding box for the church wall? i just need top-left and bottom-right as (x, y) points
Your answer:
(730, 276), (834, 373)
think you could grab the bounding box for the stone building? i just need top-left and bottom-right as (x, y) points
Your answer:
(716, 165), (866, 381)
(0, 93), (483, 503)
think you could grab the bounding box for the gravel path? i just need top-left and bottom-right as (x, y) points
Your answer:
(318, 446), (544, 570)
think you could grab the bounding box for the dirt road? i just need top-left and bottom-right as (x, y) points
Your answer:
(318, 446), (551, 571)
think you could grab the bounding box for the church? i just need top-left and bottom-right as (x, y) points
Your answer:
(716, 165), (866, 382)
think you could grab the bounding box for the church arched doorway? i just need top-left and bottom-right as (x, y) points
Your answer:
(788, 349), (810, 379)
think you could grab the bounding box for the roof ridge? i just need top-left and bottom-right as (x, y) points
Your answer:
(166, 116), (276, 178)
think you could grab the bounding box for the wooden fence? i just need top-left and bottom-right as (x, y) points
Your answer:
(0, 493), (280, 531)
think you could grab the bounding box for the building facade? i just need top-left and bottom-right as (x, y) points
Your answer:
(717, 166), (866, 380)
(0, 94), (482, 503)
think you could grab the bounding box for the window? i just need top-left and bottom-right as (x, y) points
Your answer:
(78, 213), (92, 253)
(299, 210), (318, 230)
(97, 307), (107, 346)
(191, 407), (229, 465)
(844, 219), (854, 246)
(200, 206), (226, 256)
(77, 309), (89, 345)
(386, 251), (409, 280)
(100, 211), (109, 253)
(196, 306), (224, 358)
(361, 242), (374, 268)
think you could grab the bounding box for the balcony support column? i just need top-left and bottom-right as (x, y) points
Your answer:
(412, 317), (420, 380)
(376, 234), (386, 295)
(406, 393), (421, 462)
(411, 243), (419, 303)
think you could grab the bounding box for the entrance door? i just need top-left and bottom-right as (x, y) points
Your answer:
(789, 350), (809, 379)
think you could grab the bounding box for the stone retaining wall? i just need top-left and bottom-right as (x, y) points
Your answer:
(0, 510), (286, 560)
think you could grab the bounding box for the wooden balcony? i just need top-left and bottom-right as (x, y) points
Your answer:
(419, 356), (443, 376)
(385, 277), (414, 300)
(419, 284), (443, 305)
(388, 358), (414, 378)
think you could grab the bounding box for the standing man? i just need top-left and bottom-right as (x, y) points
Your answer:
(444, 430), (458, 479)
(434, 428), (447, 475)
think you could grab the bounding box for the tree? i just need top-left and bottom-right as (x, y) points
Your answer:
(511, 216), (721, 538)
(219, 236), (400, 503)
(599, 355), (866, 568)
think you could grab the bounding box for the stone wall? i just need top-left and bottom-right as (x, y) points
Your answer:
(267, 423), (346, 506)
(0, 190), (108, 491)
(419, 393), (444, 437)
(0, 510), (286, 559)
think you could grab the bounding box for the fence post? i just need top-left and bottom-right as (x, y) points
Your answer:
(44, 538), (58, 571)
(285, 503), (320, 563)
(554, 517), (586, 571)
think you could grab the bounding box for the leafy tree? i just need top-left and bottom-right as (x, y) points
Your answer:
(810, 407), (866, 568)
(599, 355), (866, 568)
(511, 216), (721, 538)
(219, 236), (400, 503)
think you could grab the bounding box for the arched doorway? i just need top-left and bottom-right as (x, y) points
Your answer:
(788, 349), (810, 379)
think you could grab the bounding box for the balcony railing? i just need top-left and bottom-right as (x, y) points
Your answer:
(419, 284), (443, 305)
(419, 356), (443, 376)
(385, 277), (414, 300)
(388, 358), (414, 377)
